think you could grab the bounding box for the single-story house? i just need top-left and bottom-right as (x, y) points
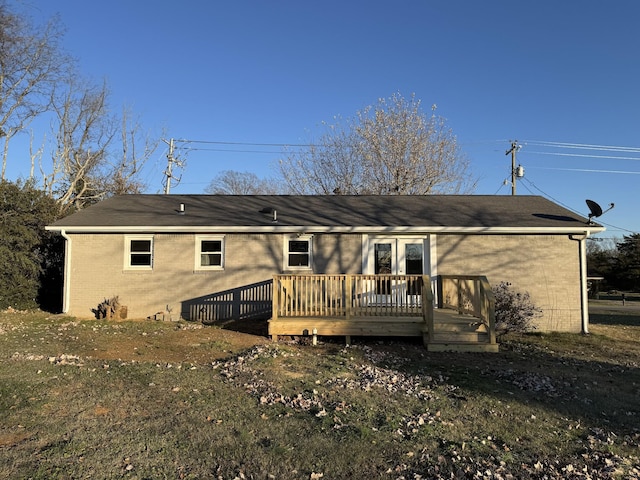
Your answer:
(46, 194), (604, 338)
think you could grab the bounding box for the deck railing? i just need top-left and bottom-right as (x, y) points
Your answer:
(438, 275), (496, 344)
(272, 274), (434, 322)
(270, 274), (495, 349)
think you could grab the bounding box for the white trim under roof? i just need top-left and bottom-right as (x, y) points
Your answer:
(46, 225), (606, 235)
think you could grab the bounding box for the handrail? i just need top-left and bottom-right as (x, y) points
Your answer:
(477, 276), (497, 344)
(438, 274), (496, 341)
(273, 274), (431, 319)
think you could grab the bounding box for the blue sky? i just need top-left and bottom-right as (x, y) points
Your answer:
(7, 0), (640, 237)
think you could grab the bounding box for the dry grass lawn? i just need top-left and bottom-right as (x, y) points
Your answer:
(0, 303), (638, 479)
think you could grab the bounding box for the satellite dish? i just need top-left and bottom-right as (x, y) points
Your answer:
(586, 199), (603, 219)
(585, 199), (614, 224)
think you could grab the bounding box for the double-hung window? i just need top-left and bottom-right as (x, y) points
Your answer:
(125, 236), (153, 269)
(196, 235), (224, 270)
(284, 234), (312, 270)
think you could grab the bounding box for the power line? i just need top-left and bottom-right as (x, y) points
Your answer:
(165, 137), (640, 165)
(520, 177), (637, 234)
(519, 177), (573, 205)
(527, 166), (640, 175)
(523, 140), (640, 153)
(169, 137), (640, 155)
(492, 181), (508, 195)
(525, 151), (640, 162)
(170, 138), (315, 156)
(518, 139), (640, 163)
(174, 147), (299, 154)
(520, 177), (586, 216)
(500, 139), (639, 234)
(518, 179), (537, 196)
(173, 139), (313, 148)
(591, 220), (637, 235)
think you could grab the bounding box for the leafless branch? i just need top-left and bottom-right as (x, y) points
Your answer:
(279, 93), (477, 195)
(0, 4), (72, 178)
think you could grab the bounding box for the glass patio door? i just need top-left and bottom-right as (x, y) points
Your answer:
(373, 240), (424, 275)
(372, 239), (424, 301)
(400, 240), (424, 298)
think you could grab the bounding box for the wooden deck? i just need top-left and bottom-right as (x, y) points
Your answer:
(269, 274), (498, 353)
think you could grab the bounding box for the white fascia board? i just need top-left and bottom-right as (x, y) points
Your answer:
(46, 225), (606, 236)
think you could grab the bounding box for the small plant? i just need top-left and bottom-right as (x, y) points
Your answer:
(93, 296), (123, 320)
(492, 281), (541, 336)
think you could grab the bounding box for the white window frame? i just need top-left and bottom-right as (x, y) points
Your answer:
(195, 235), (225, 271)
(284, 234), (313, 270)
(124, 235), (154, 270)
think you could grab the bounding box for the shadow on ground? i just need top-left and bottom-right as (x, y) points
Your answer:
(590, 312), (640, 326)
(203, 316), (270, 337)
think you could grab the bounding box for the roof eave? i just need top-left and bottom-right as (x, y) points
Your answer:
(45, 225), (606, 235)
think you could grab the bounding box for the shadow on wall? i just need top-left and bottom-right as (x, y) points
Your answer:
(181, 280), (272, 336)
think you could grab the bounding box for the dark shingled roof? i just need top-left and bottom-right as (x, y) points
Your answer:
(48, 194), (600, 232)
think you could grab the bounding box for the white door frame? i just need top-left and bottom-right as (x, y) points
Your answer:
(362, 235), (435, 275)
(362, 234), (438, 301)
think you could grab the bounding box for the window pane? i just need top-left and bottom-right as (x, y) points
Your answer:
(201, 240), (221, 253)
(201, 253), (221, 266)
(289, 240), (309, 253)
(289, 253), (309, 267)
(130, 240), (151, 253)
(405, 244), (423, 275)
(375, 243), (392, 275)
(131, 253), (151, 266)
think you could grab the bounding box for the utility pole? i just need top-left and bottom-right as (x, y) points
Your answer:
(164, 138), (174, 194)
(162, 138), (183, 194)
(505, 140), (522, 195)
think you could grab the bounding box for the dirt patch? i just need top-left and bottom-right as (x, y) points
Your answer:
(80, 324), (270, 364)
(93, 406), (111, 416)
(0, 431), (31, 448)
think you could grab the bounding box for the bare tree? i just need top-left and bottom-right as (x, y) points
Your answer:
(279, 93), (476, 195)
(42, 80), (159, 213)
(279, 123), (365, 194)
(43, 78), (114, 213)
(0, 3), (71, 178)
(107, 107), (160, 195)
(205, 170), (281, 195)
(0, 3), (156, 209)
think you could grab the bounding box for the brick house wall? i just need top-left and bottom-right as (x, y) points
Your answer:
(65, 232), (363, 320)
(435, 234), (582, 332)
(64, 231), (582, 332)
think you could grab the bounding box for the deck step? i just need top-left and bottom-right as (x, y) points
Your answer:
(431, 332), (489, 343)
(433, 322), (486, 333)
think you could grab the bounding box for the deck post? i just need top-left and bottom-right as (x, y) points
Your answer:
(422, 275), (434, 346)
(478, 276), (497, 345)
(270, 275), (279, 341)
(272, 276), (279, 322)
(345, 274), (352, 321)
